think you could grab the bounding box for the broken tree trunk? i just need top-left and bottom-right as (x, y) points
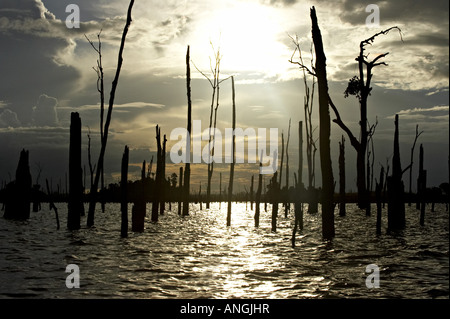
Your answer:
(121, 146), (129, 237)
(4, 150), (31, 220)
(159, 134), (167, 215)
(152, 125), (162, 222)
(387, 114), (405, 232)
(226, 76), (236, 227)
(339, 135), (346, 217)
(183, 45), (192, 217)
(418, 144), (426, 226)
(311, 6), (335, 239)
(255, 164), (262, 228)
(178, 166), (183, 215)
(376, 166), (384, 235)
(271, 172), (279, 232)
(293, 121), (304, 233)
(68, 112), (82, 230)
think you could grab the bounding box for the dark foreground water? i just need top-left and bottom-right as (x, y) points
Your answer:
(0, 202), (448, 299)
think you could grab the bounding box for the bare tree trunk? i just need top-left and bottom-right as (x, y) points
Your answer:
(255, 160), (262, 227)
(152, 126), (162, 221)
(418, 144), (426, 226)
(250, 175), (254, 211)
(68, 112), (82, 230)
(387, 114), (405, 231)
(183, 45), (192, 217)
(226, 76), (236, 227)
(271, 172), (279, 232)
(121, 146), (129, 238)
(376, 166), (384, 235)
(285, 118), (291, 217)
(87, 0), (134, 227)
(408, 125), (423, 206)
(311, 6), (335, 239)
(339, 135), (346, 217)
(160, 134), (167, 215)
(178, 166), (183, 215)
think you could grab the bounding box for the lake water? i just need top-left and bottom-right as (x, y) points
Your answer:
(0, 202), (448, 299)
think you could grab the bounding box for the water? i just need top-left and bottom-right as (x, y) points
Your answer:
(0, 202), (448, 299)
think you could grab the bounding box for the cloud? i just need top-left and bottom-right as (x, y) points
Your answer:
(32, 94), (59, 126)
(0, 109), (21, 128)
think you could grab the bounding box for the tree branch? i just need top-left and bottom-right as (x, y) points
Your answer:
(328, 95), (361, 151)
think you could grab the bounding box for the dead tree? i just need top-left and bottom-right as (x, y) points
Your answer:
(408, 125), (423, 206)
(159, 134), (167, 215)
(311, 6), (335, 239)
(365, 119), (378, 216)
(226, 76), (236, 227)
(255, 153), (263, 227)
(293, 121), (304, 234)
(183, 45), (192, 217)
(152, 125), (162, 222)
(289, 35), (317, 193)
(85, 30), (106, 214)
(87, 0), (134, 227)
(4, 149), (32, 220)
(68, 112), (83, 230)
(250, 175), (254, 211)
(418, 144), (426, 226)
(375, 166), (384, 235)
(178, 166), (183, 215)
(339, 135), (346, 217)
(121, 146), (129, 237)
(329, 26), (402, 210)
(193, 42), (229, 209)
(285, 118), (291, 217)
(387, 114), (407, 232)
(292, 121), (304, 246)
(271, 172), (279, 232)
(279, 132), (285, 191)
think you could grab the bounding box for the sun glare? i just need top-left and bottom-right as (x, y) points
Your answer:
(196, 2), (288, 78)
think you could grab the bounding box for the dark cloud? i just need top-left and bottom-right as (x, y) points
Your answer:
(339, 0), (449, 27)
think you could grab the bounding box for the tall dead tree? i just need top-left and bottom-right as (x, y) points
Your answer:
(255, 153), (263, 228)
(329, 26), (402, 210)
(68, 112), (83, 230)
(271, 172), (279, 232)
(183, 45), (192, 217)
(387, 114), (406, 231)
(159, 134), (167, 215)
(226, 76), (236, 227)
(121, 146), (129, 238)
(375, 166), (384, 235)
(408, 125), (423, 206)
(193, 43), (229, 209)
(87, 0), (134, 227)
(289, 35), (317, 193)
(152, 125), (162, 222)
(285, 118), (291, 217)
(418, 144), (426, 226)
(311, 6), (335, 239)
(339, 135), (346, 217)
(178, 166), (183, 215)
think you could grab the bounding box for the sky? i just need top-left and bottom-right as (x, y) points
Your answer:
(0, 0), (448, 194)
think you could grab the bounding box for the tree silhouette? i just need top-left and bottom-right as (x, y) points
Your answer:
(329, 26), (403, 210)
(87, 0), (134, 227)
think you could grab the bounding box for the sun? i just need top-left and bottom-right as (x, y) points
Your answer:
(195, 2), (288, 79)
